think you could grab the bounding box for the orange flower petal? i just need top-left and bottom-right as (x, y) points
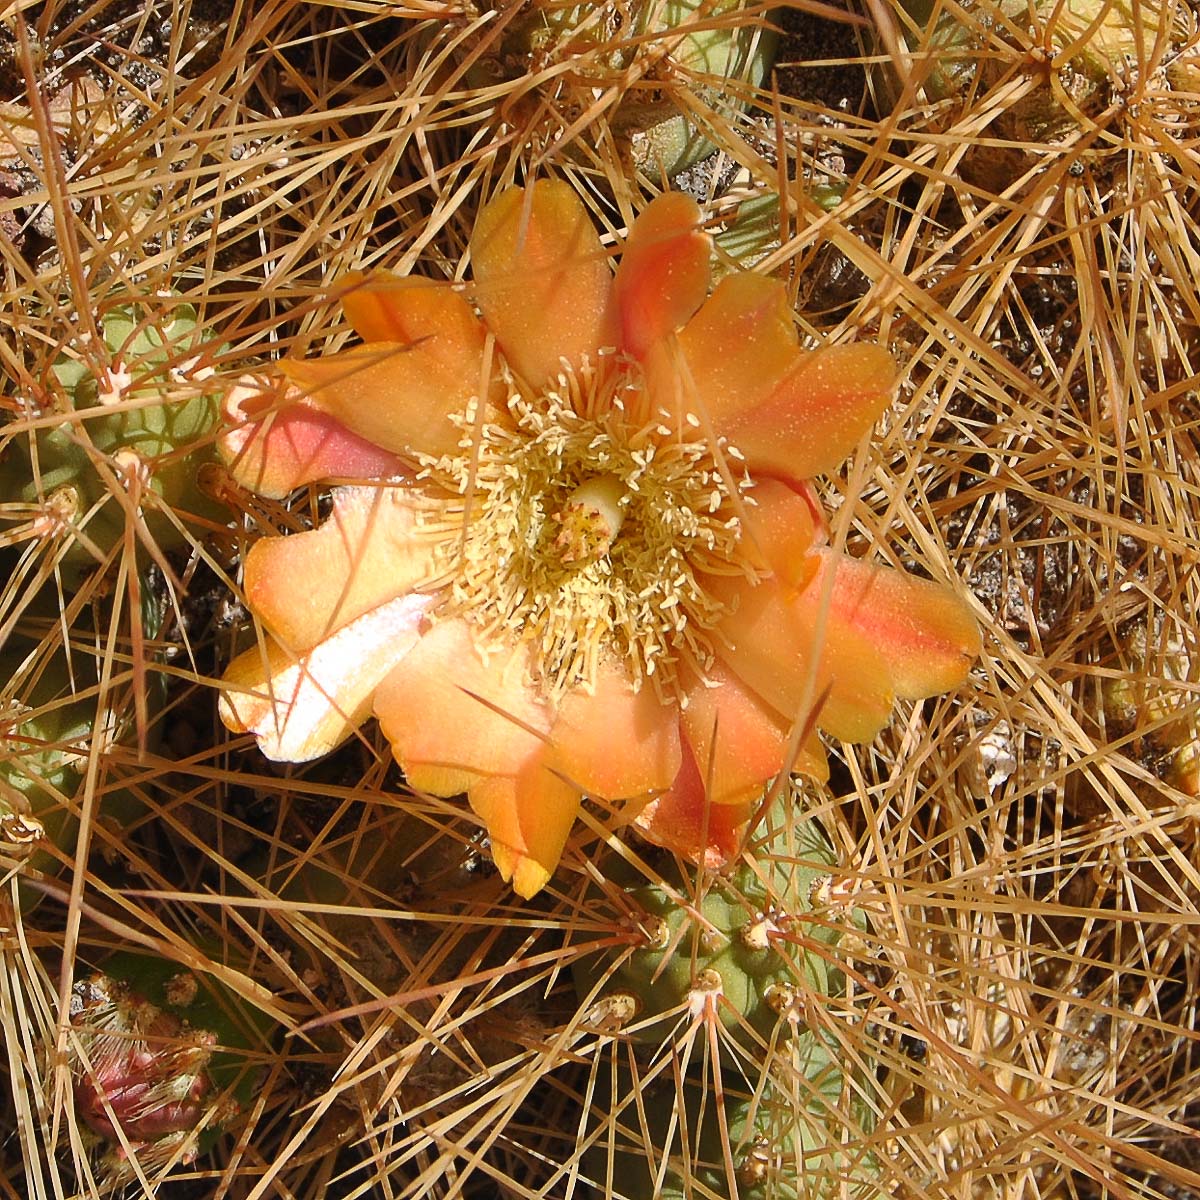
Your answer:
(374, 619), (553, 783)
(612, 192), (711, 359)
(467, 755), (583, 898)
(337, 274), (485, 358)
(243, 487), (441, 650)
(219, 594), (432, 761)
(546, 657), (680, 798)
(740, 477), (821, 587)
(644, 273), (800, 425)
(722, 344), (897, 482)
(714, 544), (979, 744)
(280, 319), (488, 462)
(403, 762), (481, 801)
(470, 181), (613, 390)
(681, 659), (827, 809)
(633, 739), (754, 868)
(805, 547), (981, 700)
(709, 569), (896, 744)
(219, 378), (408, 498)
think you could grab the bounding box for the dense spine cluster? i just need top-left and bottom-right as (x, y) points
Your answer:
(11, 296), (222, 583)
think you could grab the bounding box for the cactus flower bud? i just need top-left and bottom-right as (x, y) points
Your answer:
(64, 951), (267, 1178)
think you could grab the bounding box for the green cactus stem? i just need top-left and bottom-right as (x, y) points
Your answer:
(0, 647), (95, 875)
(1100, 623), (1200, 799)
(622, 0), (779, 176)
(0, 629), (160, 907)
(575, 795), (862, 1051)
(899, 0), (1163, 108)
(11, 294), (226, 584)
(889, 0), (1169, 187)
(489, 0), (780, 178)
(578, 794), (879, 1197)
(587, 1029), (878, 1199)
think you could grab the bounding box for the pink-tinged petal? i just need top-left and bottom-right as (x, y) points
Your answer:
(722, 344), (897, 483)
(643, 273), (800, 424)
(709, 569), (896, 744)
(681, 659), (827, 809)
(633, 738), (753, 868)
(470, 181), (613, 390)
(806, 548), (981, 699)
(374, 619), (553, 783)
(613, 192), (710, 359)
(740, 477), (821, 587)
(280, 324), (491, 462)
(219, 593), (432, 762)
(219, 378), (408, 498)
(243, 487), (441, 650)
(547, 657), (680, 798)
(467, 755), (583, 898)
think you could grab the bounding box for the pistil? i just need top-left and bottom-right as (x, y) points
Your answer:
(552, 476), (626, 564)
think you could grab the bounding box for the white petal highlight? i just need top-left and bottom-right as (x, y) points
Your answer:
(220, 593), (434, 761)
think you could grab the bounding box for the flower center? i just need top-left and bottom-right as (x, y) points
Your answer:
(416, 352), (757, 703)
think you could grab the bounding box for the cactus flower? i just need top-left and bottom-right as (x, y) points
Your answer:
(218, 181), (980, 898)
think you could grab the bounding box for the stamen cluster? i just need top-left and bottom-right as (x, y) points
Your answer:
(416, 352), (756, 701)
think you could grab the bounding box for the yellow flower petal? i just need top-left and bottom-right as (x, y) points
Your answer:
(219, 378), (408, 499)
(337, 274), (478, 347)
(681, 658), (827, 808)
(468, 755), (582, 899)
(546, 656), (680, 798)
(712, 546), (979, 744)
(632, 744), (757, 869)
(739, 477), (822, 588)
(280, 325), (489, 462)
(374, 619), (553, 783)
(612, 191), (711, 359)
(644, 272), (800, 426)
(802, 547), (982, 700)
(721, 343), (898, 482)
(709, 568), (897, 744)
